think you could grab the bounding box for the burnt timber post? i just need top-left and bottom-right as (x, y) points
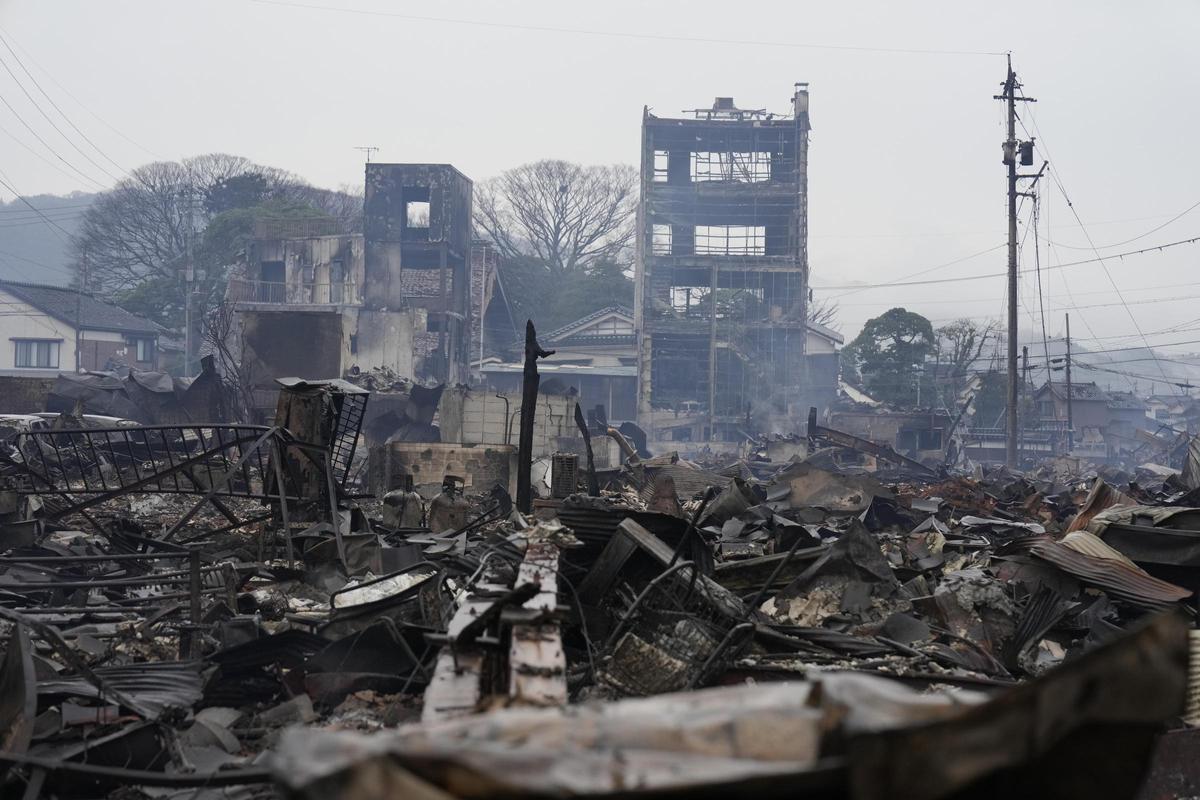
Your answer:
(574, 402), (600, 497)
(517, 320), (554, 513)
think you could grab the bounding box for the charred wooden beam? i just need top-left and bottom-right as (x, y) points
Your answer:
(574, 403), (600, 497)
(517, 321), (554, 514)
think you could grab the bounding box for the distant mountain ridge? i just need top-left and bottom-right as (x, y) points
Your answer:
(0, 191), (96, 285)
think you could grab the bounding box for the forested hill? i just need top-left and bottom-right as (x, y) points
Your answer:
(0, 192), (95, 285)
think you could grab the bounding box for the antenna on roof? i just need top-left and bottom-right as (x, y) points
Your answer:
(354, 146), (379, 163)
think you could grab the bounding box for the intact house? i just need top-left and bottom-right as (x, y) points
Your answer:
(479, 306), (639, 423)
(0, 280), (162, 376)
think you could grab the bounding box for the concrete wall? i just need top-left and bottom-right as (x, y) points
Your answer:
(240, 307), (418, 404)
(439, 386), (577, 455)
(344, 308), (417, 376)
(368, 441), (516, 496)
(241, 308), (345, 391)
(0, 375), (54, 411)
(249, 234), (365, 305)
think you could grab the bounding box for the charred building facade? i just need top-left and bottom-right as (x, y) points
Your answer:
(635, 86), (813, 442)
(233, 164), (481, 416)
(364, 163), (474, 384)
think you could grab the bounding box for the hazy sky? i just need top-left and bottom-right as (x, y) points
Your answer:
(3, 0), (1199, 364)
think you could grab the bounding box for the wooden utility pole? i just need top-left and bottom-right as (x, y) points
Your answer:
(1020, 345), (1028, 464)
(516, 320), (554, 514)
(75, 249), (86, 371)
(182, 189), (196, 377)
(996, 56), (1037, 468)
(1065, 313), (1074, 452)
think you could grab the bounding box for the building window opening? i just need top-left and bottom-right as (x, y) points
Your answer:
(653, 150), (670, 183)
(670, 286), (710, 317)
(691, 151), (772, 183)
(14, 339), (60, 369)
(694, 225), (765, 256)
(652, 224), (673, 255)
(404, 186), (432, 230)
(406, 201), (430, 228)
(128, 337), (154, 363)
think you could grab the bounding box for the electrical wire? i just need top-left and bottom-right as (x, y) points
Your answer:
(1046, 197), (1200, 251)
(0, 31), (128, 177)
(812, 233), (1200, 291)
(1021, 108), (1171, 391)
(0, 169), (74, 243)
(0, 49), (121, 184)
(0, 90), (106, 191)
(0, 26), (160, 161)
(0, 247), (72, 276)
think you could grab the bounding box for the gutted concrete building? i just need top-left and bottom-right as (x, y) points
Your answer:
(364, 163), (474, 384)
(233, 164), (499, 415)
(635, 86), (813, 442)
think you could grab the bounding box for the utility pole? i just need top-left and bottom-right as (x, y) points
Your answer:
(76, 249), (86, 372)
(1065, 312), (1074, 453)
(183, 189), (195, 377)
(995, 55), (1038, 468)
(1020, 345), (1028, 464)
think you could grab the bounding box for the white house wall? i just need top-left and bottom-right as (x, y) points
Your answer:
(0, 288), (76, 373)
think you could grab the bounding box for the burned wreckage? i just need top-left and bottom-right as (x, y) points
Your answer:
(0, 357), (1199, 799)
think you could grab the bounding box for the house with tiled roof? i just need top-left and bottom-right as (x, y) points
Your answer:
(0, 280), (163, 376)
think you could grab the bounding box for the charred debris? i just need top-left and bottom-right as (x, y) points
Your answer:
(0, 348), (1199, 799)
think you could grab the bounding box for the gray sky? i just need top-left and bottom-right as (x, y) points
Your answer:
(3, 0), (1200, 366)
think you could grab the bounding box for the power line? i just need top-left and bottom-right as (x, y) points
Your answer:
(0, 89), (107, 191)
(1020, 109), (1159, 393)
(0, 116), (103, 188)
(250, 0), (1006, 56)
(0, 170), (74, 241)
(0, 247), (72, 276)
(0, 211), (88, 229)
(0, 31), (128, 177)
(1074, 360), (1197, 388)
(0, 205), (94, 217)
(811, 210), (1200, 240)
(812, 233), (1200, 291)
(0, 25), (160, 160)
(1044, 164), (1175, 388)
(1045, 197), (1200, 251)
(818, 243), (1007, 298)
(0, 45), (122, 184)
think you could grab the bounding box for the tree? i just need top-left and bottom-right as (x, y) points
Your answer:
(934, 318), (998, 410)
(110, 198), (338, 331)
(204, 173), (272, 215)
(499, 256), (634, 336)
(71, 153), (359, 330)
(809, 297), (839, 328)
(474, 160), (637, 277)
(843, 307), (936, 407)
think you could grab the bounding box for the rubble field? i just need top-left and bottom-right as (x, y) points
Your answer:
(1, 384), (1199, 799)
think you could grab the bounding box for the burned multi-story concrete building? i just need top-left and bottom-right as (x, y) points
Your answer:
(635, 86), (831, 443)
(363, 163), (474, 384)
(234, 164), (509, 414)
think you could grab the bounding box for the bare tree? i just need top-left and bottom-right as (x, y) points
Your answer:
(203, 298), (253, 422)
(71, 153), (344, 296)
(474, 160), (637, 276)
(808, 297), (839, 328)
(935, 317), (999, 408)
